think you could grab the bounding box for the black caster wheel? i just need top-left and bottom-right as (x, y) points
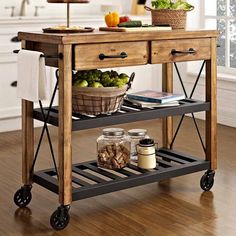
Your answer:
(200, 170), (215, 191)
(14, 185), (32, 208)
(50, 205), (70, 231)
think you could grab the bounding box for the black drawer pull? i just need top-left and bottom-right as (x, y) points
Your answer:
(11, 36), (21, 43)
(99, 52), (128, 60)
(11, 81), (17, 87)
(171, 48), (196, 55)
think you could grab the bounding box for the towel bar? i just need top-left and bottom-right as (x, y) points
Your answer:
(13, 50), (63, 59)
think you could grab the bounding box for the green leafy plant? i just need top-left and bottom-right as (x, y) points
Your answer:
(151, 0), (194, 10)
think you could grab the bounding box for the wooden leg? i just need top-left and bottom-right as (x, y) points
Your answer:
(58, 44), (72, 206)
(22, 100), (34, 185)
(21, 39), (34, 185)
(162, 63), (173, 149)
(205, 38), (217, 170)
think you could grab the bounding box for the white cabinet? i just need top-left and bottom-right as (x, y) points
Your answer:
(0, 62), (20, 119)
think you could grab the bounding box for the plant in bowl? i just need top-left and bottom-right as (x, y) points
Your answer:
(145, 0), (194, 29)
(151, 0), (194, 10)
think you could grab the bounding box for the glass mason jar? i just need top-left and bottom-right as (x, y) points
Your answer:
(97, 128), (130, 170)
(137, 138), (157, 170)
(127, 129), (149, 162)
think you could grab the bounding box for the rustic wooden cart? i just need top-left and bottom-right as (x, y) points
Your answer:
(14, 29), (218, 230)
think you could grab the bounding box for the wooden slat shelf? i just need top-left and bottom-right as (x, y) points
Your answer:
(33, 148), (210, 201)
(33, 99), (210, 131)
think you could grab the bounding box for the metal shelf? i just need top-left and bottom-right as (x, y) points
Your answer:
(33, 148), (210, 201)
(33, 99), (210, 131)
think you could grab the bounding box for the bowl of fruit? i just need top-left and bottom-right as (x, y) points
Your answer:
(72, 69), (134, 115)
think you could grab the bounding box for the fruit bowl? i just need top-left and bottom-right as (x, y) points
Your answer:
(72, 72), (135, 115)
(72, 86), (127, 115)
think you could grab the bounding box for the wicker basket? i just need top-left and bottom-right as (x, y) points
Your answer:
(72, 73), (135, 115)
(72, 86), (126, 115)
(144, 6), (194, 29)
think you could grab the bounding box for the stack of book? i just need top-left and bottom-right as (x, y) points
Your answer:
(124, 90), (185, 108)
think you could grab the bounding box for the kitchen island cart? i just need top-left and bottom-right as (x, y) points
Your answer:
(14, 29), (218, 230)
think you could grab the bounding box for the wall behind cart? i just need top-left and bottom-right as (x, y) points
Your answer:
(0, 0), (136, 17)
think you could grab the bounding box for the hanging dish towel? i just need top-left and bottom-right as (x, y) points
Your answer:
(17, 50), (49, 102)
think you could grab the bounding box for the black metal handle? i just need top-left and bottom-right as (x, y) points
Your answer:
(126, 72), (135, 91)
(99, 52), (128, 60)
(11, 81), (17, 87)
(13, 50), (63, 59)
(171, 48), (196, 55)
(11, 36), (21, 43)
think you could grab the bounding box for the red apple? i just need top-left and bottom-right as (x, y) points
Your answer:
(119, 16), (131, 24)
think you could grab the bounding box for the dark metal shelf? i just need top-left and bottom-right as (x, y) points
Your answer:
(33, 148), (210, 201)
(33, 99), (210, 131)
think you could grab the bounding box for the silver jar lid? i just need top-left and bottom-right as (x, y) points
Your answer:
(103, 128), (124, 136)
(128, 129), (147, 137)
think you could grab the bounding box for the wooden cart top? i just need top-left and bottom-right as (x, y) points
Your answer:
(18, 29), (219, 45)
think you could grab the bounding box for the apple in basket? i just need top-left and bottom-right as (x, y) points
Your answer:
(72, 69), (130, 88)
(72, 69), (134, 116)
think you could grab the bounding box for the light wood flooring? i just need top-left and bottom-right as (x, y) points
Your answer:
(0, 117), (236, 236)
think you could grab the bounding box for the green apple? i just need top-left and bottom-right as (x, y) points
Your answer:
(91, 82), (103, 88)
(74, 80), (88, 87)
(119, 73), (129, 84)
(120, 76), (129, 84)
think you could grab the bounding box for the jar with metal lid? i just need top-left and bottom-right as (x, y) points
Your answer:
(97, 128), (130, 170)
(137, 138), (157, 170)
(127, 129), (149, 162)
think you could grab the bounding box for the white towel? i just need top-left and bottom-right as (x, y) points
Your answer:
(17, 50), (49, 102)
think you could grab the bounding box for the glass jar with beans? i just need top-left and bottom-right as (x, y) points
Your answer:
(97, 128), (131, 170)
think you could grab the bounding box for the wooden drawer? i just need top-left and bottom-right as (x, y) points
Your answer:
(74, 41), (148, 70)
(151, 38), (211, 64)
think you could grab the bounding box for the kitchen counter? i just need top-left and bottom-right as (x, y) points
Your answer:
(0, 15), (151, 25)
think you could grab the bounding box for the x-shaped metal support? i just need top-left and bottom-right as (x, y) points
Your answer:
(170, 61), (206, 153)
(30, 69), (59, 177)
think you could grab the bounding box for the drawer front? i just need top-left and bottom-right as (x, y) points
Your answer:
(74, 42), (148, 70)
(151, 38), (211, 64)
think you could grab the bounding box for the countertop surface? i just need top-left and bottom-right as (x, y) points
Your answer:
(0, 15), (151, 25)
(18, 29), (219, 45)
